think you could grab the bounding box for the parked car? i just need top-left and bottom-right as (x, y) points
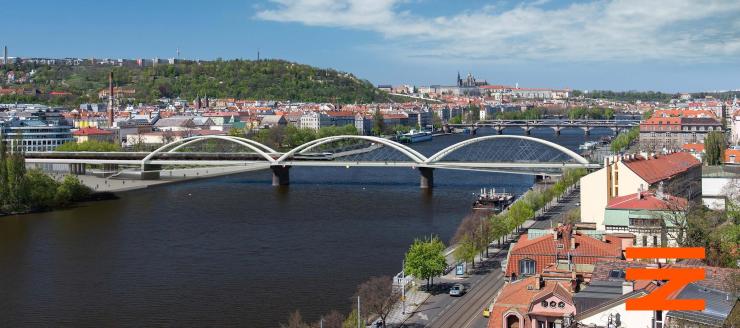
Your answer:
(483, 303), (493, 317)
(449, 283), (465, 296)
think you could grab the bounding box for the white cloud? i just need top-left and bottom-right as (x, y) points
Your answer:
(255, 0), (740, 63)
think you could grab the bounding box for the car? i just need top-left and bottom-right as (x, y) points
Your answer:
(483, 303), (493, 317)
(449, 283), (465, 296)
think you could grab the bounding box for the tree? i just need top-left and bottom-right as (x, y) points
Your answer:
(281, 310), (309, 328)
(449, 115), (463, 124)
(56, 140), (122, 152)
(404, 236), (447, 288)
(489, 215), (509, 247)
(356, 276), (401, 327)
(453, 236), (477, 273)
(372, 110), (385, 136)
(704, 131), (725, 165)
(343, 309), (359, 328)
(432, 111), (442, 130)
(318, 310), (345, 328)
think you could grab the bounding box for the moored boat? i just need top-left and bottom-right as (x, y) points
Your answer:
(472, 188), (515, 212)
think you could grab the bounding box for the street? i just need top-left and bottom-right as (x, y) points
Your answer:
(400, 185), (581, 328)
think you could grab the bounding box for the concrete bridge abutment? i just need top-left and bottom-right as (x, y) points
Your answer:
(271, 165), (291, 186)
(419, 167), (434, 189)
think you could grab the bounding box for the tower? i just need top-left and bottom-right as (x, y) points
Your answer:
(3, 46), (7, 67)
(108, 72), (114, 128)
(457, 71), (462, 87)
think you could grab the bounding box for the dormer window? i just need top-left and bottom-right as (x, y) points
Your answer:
(558, 301), (565, 308)
(541, 300), (548, 307)
(520, 259), (536, 276)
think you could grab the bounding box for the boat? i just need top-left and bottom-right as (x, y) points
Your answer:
(472, 188), (515, 212)
(578, 141), (598, 150)
(398, 130), (433, 143)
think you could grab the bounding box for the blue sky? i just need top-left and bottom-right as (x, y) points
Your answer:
(5, 0), (740, 92)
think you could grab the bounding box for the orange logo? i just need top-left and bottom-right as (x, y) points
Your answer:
(625, 247), (706, 311)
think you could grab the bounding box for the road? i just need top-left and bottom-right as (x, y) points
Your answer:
(399, 186), (581, 328)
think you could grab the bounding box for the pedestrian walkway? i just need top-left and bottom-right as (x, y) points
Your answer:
(383, 284), (430, 326)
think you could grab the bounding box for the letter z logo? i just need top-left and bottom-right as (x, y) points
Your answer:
(625, 247), (706, 311)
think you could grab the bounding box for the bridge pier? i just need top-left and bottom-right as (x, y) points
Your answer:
(271, 165), (291, 186)
(419, 167), (434, 189)
(141, 164), (162, 180)
(495, 127), (503, 135)
(584, 127), (591, 135)
(524, 127), (532, 135)
(554, 126), (561, 136)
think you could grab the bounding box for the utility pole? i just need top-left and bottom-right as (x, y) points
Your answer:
(357, 296), (361, 328)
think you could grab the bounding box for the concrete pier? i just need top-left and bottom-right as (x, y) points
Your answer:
(419, 167), (434, 189)
(271, 165), (291, 186)
(141, 164), (162, 180)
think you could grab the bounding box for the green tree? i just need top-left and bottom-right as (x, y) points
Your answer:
(343, 309), (359, 328)
(56, 140), (122, 152)
(372, 110), (385, 136)
(432, 111), (442, 130)
(449, 115), (463, 124)
(453, 236), (478, 273)
(25, 169), (61, 210)
(704, 131), (725, 165)
(404, 236), (447, 288)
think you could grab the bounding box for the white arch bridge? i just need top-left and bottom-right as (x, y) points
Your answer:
(25, 135), (601, 188)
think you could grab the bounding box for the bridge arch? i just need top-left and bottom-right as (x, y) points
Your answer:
(141, 135), (277, 169)
(276, 135), (428, 164)
(425, 135), (589, 164)
(168, 136), (278, 154)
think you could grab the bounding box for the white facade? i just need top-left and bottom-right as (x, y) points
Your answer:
(580, 157), (647, 229)
(299, 112), (331, 131)
(578, 300), (656, 328)
(702, 177), (738, 210)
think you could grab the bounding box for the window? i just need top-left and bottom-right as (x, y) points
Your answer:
(653, 236), (658, 246)
(643, 235), (648, 246)
(609, 269), (626, 280)
(541, 301), (548, 307)
(520, 259), (536, 275)
(550, 301), (557, 307)
(558, 301), (565, 308)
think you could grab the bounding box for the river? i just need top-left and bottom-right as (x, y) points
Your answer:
(0, 128), (611, 327)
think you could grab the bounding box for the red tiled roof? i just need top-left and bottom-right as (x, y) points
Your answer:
(622, 152), (700, 184)
(73, 127), (113, 136)
(682, 143), (705, 153)
(725, 149), (740, 164)
(505, 226), (621, 277)
(606, 191), (687, 210)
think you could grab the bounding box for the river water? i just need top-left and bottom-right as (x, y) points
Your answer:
(0, 128), (610, 327)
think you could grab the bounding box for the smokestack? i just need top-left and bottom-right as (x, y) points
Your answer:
(3, 46), (7, 67)
(108, 72), (114, 128)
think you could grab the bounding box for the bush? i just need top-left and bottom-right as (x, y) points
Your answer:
(57, 140), (122, 152)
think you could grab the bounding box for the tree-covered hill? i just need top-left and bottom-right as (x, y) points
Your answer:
(1, 59), (391, 105)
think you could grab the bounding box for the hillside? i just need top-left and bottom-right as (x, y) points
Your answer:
(0, 59), (391, 105)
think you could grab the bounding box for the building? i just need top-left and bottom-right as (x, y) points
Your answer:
(72, 127), (115, 143)
(260, 114), (287, 129)
(487, 276), (576, 328)
(354, 113), (373, 135)
(639, 116), (722, 152)
(0, 117), (74, 152)
(603, 190), (687, 247)
(701, 166), (740, 210)
(325, 111), (356, 128)
(505, 225), (623, 281)
(580, 152), (701, 229)
(153, 117), (197, 131)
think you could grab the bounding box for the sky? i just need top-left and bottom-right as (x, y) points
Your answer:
(4, 0), (740, 92)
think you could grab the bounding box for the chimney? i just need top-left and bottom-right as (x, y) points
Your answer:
(622, 281), (634, 294)
(570, 236), (576, 249)
(535, 274), (543, 290)
(108, 72), (114, 128)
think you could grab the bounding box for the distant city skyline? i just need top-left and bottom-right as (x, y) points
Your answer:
(4, 0), (740, 92)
